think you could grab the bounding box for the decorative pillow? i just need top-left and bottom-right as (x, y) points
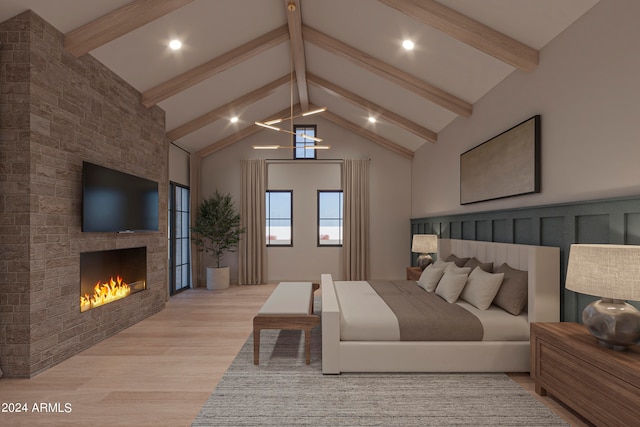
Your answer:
(460, 267), (504, 310)
(464, 257), (494, 273)
(493, 263), (528, 316)
(433, 259), (454, 270)
(446, 254), (470, 267)
(435, 271), (469, 303)
(417, 265), (446, 292)
(446, 264), (472, 275)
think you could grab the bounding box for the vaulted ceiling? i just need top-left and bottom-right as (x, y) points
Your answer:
(1, 0), (599, 159)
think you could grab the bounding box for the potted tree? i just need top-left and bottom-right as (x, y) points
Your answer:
(190, 190), (244, 290)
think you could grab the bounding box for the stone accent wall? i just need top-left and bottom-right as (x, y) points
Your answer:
(0, 11), (168, 378)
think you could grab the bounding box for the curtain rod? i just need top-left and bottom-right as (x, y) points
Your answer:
(265, 159), (344, 165)
(264, 158), (371, 165)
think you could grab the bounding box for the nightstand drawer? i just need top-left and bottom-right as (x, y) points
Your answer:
(531, 322), (640, 427)
(537, 341), (638, 426)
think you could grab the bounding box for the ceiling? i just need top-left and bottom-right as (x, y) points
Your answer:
(0, 0), (599, 158)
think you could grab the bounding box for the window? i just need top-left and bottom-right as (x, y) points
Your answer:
(318, 190), (343, 246)
(168, 182), (191, 295)
(293, 125), (317, 159)
(266, 190), (292, 246)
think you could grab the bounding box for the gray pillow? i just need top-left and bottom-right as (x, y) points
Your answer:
(417, 265), (446, 292)
(493, 263), (528, 315)
(446, 254), (470, 267)
(464, 257), (493, 273)
(435, 270), (469, 303)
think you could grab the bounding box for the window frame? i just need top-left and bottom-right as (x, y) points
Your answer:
(317, 190), (343, 247)
(293, 124), (318, 160)
(266, 190), (293, 247)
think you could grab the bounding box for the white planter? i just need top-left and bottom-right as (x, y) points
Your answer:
(206, 266), (230, 290)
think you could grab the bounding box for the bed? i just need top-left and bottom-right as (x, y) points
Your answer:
(321, 239), (560, 374)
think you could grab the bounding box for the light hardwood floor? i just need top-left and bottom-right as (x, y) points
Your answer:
(0, 284), (590, 427)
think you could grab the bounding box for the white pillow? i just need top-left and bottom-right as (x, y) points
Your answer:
(417, 265), (446, 292)
(435, 271), (469, 303)
(460, 267), (505, 310)
(433, 259), (453, 270)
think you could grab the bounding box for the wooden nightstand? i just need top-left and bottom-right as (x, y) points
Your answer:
(530, 322), (640, 426)
(406, 266), (422, 281)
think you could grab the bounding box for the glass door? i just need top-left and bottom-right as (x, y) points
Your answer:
(169, 182), (191, 295)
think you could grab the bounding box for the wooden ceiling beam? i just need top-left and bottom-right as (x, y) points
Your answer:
(303, 25), (471, 117)
(167, 75), (290, 140)
(142, 25), (289, 107)
(307, 73), (437, 144)
(197, 106), (298, 158)
(64, 0), (193, 57)
(378, 0), (538, 72)
(316, 107), (414, 160)
(284, 0), (309, 111)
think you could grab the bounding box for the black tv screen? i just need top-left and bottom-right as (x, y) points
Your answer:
(82, 162), (159, 232)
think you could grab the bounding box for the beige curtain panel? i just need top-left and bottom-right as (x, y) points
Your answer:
(239, 159), (267, 284)
(189, 153), (202, 288)
(342, 159), (370, 280)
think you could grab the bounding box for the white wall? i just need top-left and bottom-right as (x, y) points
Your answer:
(198, 115), (412, 284)
(412, 0), (640, 218)
(169, 144), (190, 186)
(267, 162), (341, 282)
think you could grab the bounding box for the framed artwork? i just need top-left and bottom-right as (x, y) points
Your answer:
(460, 115), (540, 205)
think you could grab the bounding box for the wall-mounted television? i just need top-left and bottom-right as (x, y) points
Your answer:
(82, 161), (159, 232)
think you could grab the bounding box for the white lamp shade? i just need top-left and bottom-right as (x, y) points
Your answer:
(411, 234), (438, 254)
(565, 244), (640, 301)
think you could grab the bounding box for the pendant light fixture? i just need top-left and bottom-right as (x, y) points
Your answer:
(253, 2), (329, 150)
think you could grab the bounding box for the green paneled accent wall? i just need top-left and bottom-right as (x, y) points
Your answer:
(411, 195), (640, 322)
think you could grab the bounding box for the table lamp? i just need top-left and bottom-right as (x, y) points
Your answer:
(565, 244), (640, 351)
(411, 234), (438, 269)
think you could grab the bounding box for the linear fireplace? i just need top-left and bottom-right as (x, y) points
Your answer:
(80, 247), (147, 312)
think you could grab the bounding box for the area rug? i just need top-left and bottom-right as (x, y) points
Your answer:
(192, 323), (567, 426)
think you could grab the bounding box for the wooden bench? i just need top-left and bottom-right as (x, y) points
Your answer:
(253, 282), (320, 365)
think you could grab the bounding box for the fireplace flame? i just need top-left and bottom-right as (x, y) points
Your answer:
(80, 275), (131, 312)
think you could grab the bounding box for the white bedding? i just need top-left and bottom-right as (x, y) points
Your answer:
(335, 281), (399, 340)
(455, 301), (529, 341)
(335, 280), (529, 342)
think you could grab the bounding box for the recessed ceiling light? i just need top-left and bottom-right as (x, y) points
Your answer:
(169, 39), (182, 50)
(230, 116), (239, 123)
(368, 116), (376, 123)
(402, 39), (415, 51)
